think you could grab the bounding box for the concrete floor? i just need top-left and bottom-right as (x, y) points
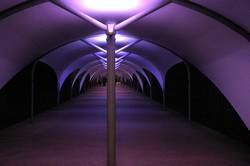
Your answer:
(0, 86), (249, 166)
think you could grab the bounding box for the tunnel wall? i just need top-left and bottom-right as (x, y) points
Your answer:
(165, 63), (188, 116)
(137, 71), (150, 96)
(72, 72), (85, 97)
(80, 74), (90, 94)
(0, 62), (58, 129)
(165, 62), (250, 144)
(60, 69), (79, 103)
(0, 64), (32, 129)
(34, 62), (58, 113)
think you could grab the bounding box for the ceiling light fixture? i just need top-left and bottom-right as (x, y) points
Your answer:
(82, 0), (139, 12)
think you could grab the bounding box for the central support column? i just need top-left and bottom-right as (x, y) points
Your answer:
(106, 25), (116, 166)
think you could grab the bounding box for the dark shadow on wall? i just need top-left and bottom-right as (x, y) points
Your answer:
(165, 62), (250, 144)
(143, 68), (163, 103)
(34, 62), (58, 113)
(60, 69), (79, 103)
(0, 61), (58, 129)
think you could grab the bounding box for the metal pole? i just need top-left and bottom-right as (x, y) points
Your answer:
(184, 62), (191, 121)
(106, 26), (116, 166)
(31, 61), (38, 123)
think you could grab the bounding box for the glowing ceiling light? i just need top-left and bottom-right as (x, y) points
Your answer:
(82, 0), (139, 12)
(86, 34), (136, 44)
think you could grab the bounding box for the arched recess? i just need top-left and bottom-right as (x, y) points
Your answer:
(165, 62), (250, 143)
(143, 68), (163, 103)
(72, 72), (85, 97)
(0, 63), (33, 129)
(80, 74), (90, 94)
(60, 69), (79, 103)
(0, 61), (58, 128)
(137, 71), (150, 96)
(34, 61), (58, 113)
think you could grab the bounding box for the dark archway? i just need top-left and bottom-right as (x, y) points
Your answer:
(165, 62), (188, 116)
(0, 64), (33, 129)
(34, 62), (58, 114)
(60, 69), (79, 103)
(143, 69), (163, 103)
(165, 62), (250, 143)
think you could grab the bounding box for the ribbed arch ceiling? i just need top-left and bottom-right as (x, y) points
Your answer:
(70, 59), (143, 91)
(0, 0), (250, 129)
(40, 37), (176, 91)
(80, 63), (144, 91)
(71, 58), (151, 89)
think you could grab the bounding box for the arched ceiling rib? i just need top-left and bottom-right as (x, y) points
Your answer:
(41, 40), (96, 78)
(39, 37), (179, 91)
(77, 61), (144, 89)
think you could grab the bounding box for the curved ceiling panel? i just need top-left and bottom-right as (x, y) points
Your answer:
(41, 41), (94, 72)
(124, 3), (250, 129)
(0, 2), (98, 88)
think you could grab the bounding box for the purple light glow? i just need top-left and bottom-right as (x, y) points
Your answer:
(82, 0), (139, 12)
(85, 34), (137, 44)
(60, 0), (164, 15)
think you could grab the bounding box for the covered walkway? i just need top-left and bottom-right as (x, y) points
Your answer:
(1, 1), (250, 166)
(0, 86), (249, 166)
